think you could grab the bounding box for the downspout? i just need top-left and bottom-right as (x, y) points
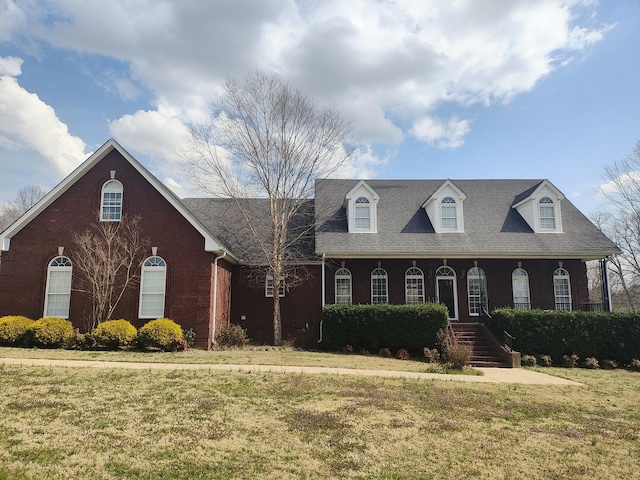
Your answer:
(318, 253), (325, 343)
(211, 251), (227, 348)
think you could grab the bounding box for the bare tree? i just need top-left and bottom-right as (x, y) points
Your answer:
(0, 185), (49, 231)
(71, 215), (149, 332)
(596, 140), (640, 312)
(181, 69), (355, 345)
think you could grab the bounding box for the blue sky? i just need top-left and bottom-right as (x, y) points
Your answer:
(0, 0), (638, 216)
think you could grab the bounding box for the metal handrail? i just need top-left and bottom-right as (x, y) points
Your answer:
(480, 307), (515, 352)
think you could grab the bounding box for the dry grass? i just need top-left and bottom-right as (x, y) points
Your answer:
(0, 346), (470, 374)
(0, 351), (639, 479)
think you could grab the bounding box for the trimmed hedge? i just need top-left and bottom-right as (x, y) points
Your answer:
(320, 303), (449, 352)
(137, 318), (183, 351)
(0, 316), (35, 346)
(94, 319), (137, 349)
(492, 308), (640, 364)
(28, 317), (74, 348)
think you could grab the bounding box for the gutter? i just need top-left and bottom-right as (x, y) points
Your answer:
(318, 253), (325, 343)
(211, 251), (227, 348)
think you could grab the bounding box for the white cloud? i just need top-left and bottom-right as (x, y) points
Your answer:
(0, 56), (88, 175)
(411, 116), (471, 149)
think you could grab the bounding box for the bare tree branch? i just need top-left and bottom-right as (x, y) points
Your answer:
(0, 185), (48, 231)
(180, 69), (356, 345)
(71, 214), (149, 332)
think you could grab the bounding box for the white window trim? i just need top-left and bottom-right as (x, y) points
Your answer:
(405, 267), (425, 304)
(435, 265), (458, 320)
(553, 267), (572, 311)
(345, 180), (379, 233)
(44, 256), (72, 319)
(371, 267), (388, 304)
(512, 268), (531, 310)
(265, 274), (286, 298)
(139, 256), (167, 319)
(539, 197), (556, 230)
(466, 266), (487, 316)
(335, 268), (352, 304)
(100, 179), (123, 222)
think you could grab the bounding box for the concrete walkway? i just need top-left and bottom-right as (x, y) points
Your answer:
(0, 357), (581, 385)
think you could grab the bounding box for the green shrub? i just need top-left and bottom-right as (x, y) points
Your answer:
(583, 357), (599, 369)
(538, 355), (553, 367)
(379, 347), (392, 358)
(28, 317), (74, 348)
(321, 303), (449, 353)
(137, 318), (183, 351)
(183, 329), (196, 348)
(215, 323), (249, 347)
(73, 332), (96, 350)
(93, 319), (137, 349)
(0, 316), (34, 346)
(492, 308), (640, 364)
(521, 354), (537, 367)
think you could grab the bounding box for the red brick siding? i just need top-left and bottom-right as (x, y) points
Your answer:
(0, 149), (220, 348)
(231, 265), (321, 344)
(324, 258), (591, 321)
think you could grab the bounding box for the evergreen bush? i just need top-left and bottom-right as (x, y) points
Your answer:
(0, 315), (34, 346)
(320, 303), (448, 353)
(93, 319), (137, 349)
(137, 318), (183, 351)
(28, 317), (74, 348)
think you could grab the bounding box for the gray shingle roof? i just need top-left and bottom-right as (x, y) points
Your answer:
(314, 179), (620, 259)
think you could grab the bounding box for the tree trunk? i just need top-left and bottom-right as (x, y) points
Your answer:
(273, 293), (282, 345)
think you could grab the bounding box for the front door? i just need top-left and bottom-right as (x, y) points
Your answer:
(436, 266), (458, 320)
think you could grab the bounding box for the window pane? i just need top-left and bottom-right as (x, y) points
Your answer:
(441, 206), (457, 228)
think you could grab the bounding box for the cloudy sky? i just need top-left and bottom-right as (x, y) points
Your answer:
(0, 0), (638, 215)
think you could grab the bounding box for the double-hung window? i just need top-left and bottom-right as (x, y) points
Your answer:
(265, 274), (286, 298)
(553, 268), (571, 311)
(405, 267), (425, 304)
(101, 180), (123, 221)
(44, 256), (72, 318)
(539, 197), (555, 230)
(371, 267), (388, 304)
(139, 256), (167, 318)
(512, 268), (531, 310)
(441, 197), (457, 229)
(335, 268), (352, 304)
(467, 266), (487, 316)
(354, 197), (371, 229)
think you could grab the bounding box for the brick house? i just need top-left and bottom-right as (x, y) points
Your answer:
(0, 139), (620, 348)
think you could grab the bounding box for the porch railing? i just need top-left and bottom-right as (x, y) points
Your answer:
(480, 307), (515, 352)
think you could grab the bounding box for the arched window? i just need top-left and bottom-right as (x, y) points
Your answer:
(441, 197), (457, 229)
(100, 180), (123, 221)
(44, 256), (72, 318)
(355, 197), (371, 229)
(371, 267), (388, 304)
(512, 268), (531, 310)
(467, 266), (487, 316)
(139, 256), (166, 318)
(435, 265), (458, 320)
(405, 267), (425, 304)
(553, 267), (571, 311)
(539, 197), (555, 230)
(335, 268), (352, 304)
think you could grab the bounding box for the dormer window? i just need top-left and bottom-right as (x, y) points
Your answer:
(422, 180), (466, 233)
(539, 197), (555, 230)
(441, 197), (457, 229)
(345, 180), (379, 233)
(100, 180), (123, 221)
(355, 197), (371, 229)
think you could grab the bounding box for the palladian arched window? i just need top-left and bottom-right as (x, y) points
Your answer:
(371, 267), (388, 304)
(100, 180), (123, 221)
(539, 197), (555, 230)
(139, 256), (166, 318)
(553, 267), (571, 311)
(441, 197), (457, 229)
(44, 256), (72, 318)
(355, 197), (371, 229)
(335, 268), (352, 304)
(405, 267), (425, 304)
(512, 268), (531, 310)
(467, 266), (487, 316)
